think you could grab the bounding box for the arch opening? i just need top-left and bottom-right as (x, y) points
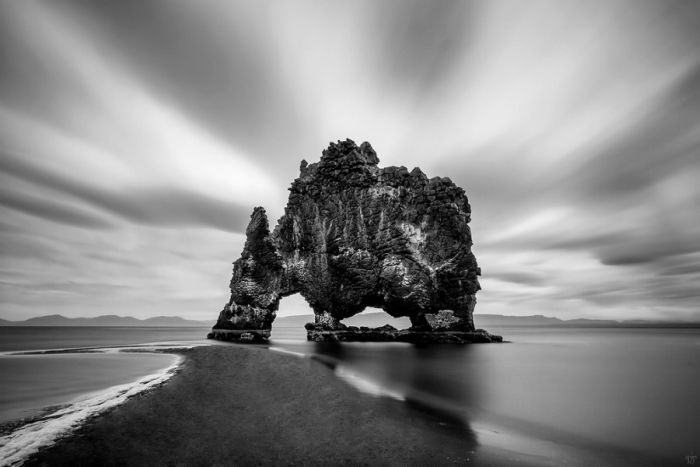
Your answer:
(271, 294), (411, 341)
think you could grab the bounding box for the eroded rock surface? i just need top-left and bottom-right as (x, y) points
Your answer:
(209, 139), (501, 343)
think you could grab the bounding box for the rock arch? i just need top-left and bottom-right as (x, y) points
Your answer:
(209, 139), (501, 343)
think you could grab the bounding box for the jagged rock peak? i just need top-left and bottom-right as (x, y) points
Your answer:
(244, 207), (270, 244)
(320, 139), (379, 167)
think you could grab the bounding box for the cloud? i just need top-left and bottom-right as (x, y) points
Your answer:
(659, 256), (700, 276)
(370, 0), (477, 100)
(597, 239), (700, 267)
(69, 0), (309, 161)
(487, 271), (548, 288)
(0, 1), (282, 203)
(0, 227), (65, 262)
(0, 151), (255, 232)
(0, 215), (242, 321)
(0, 187), (113, 229)
(1, 0), (699, 321)
(0, 280), (131, 295)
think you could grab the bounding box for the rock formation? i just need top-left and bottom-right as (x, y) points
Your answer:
(209, 139), (501, 343)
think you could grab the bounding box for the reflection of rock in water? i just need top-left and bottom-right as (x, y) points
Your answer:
(310, 341), (480, 441)
(208, 139), (501, 343)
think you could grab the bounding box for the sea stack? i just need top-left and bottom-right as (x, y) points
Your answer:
(209, 139), (501, 343)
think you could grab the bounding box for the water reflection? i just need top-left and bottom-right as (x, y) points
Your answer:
(308, 341), (479, 447)
(310, 341), (484, 423)
(270, 326), (700, 460)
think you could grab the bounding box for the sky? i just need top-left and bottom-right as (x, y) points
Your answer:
(0, 0), (699, 322)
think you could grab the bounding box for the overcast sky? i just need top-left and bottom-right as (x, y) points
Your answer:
(1, 0), (699, 322)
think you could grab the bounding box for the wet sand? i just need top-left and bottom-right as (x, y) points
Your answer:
(23, 345), (668, 466)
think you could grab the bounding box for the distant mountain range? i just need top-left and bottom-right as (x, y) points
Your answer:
(0, 313), (697, 328)
(274, 313), (700, 328)
(473, 314), (700, 328)
(0, 314), (210, 327)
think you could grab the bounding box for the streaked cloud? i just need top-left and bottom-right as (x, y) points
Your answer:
(0, 150), (253, 232)
(1, 0), (698, 321)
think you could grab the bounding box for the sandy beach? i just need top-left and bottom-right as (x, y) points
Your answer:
(21, 345), (674, 466)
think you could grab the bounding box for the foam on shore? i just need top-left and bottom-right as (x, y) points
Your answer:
(0, 353), (182, 466)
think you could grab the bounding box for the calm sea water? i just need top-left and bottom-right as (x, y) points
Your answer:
(0, 327), (210, 424)
(0, 326), (212, 353)
(0, 324), (698, 463)
(271, 325), (700, 462)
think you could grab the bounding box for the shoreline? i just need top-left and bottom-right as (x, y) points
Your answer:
(0, 346), (188, 466)
(22, 345), (488, 466)
(8, 345), (671, 466)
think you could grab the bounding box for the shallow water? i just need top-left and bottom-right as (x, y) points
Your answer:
(0, 326), (211, 352)
(270, 325), (700, 462)
(0, 352), (181, 467)
(0, 352), (178, 423)
(0, 326), (210, 424)
(0, 327), (207, 465)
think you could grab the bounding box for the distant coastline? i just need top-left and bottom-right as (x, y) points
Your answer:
(1, 313), (698, 328)
(274, 313), (700, 329)
(0, 315), (210, 327)
(474, 314), (700, 328)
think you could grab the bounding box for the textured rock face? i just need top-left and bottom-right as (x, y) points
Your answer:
(210, 139), (500, 343)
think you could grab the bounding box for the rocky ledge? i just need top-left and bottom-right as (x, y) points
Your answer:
(207, 329), (270, 343)
(210, 139), (503, 344)
(305, 323), (503, 344)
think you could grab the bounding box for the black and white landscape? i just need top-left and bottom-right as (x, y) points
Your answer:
(1, 1), (699, 466)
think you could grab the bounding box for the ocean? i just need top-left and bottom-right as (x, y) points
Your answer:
(0, 327), (211, 423)
(0, 324), (698, 464)
(269, 325), (700, 462)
